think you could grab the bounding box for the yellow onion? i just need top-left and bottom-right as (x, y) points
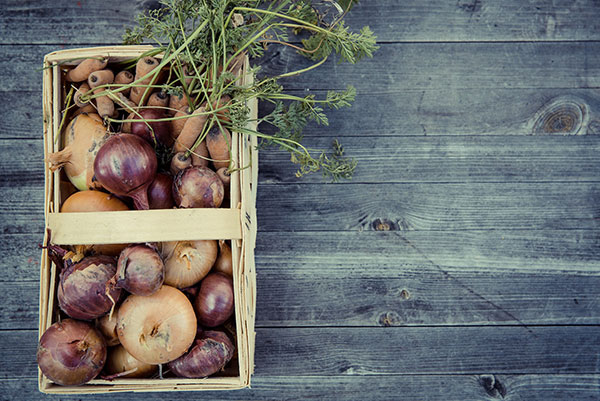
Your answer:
(96, 314), (120, 346)
(61, 190), (130, 256)
(105, 345), (158, 378)
(213, 240), (233, 276)
(47, 113), (109, 191)
(116, 286), (196, 364)
(160, 240), (217, 288)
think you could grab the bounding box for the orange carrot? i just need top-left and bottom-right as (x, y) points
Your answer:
(206, 126), (231, 169)
(88, 70), (115, 118)
(168, 91), (190, 115)
(173, 106), (208, 154)
(114, 70), (134, 96)
(171, 107), (190, 140)
(191, 140), (209, 167)
(74, 83), (91, 107)
(147, 91), (170, 108)
(170, 152), (192, 176)
(130, 56), (160, 106)
(66, 58), (108, 82)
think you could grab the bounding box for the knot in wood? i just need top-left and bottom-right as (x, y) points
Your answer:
(372, 218), (398, 231)
(531, 96), (589, 135)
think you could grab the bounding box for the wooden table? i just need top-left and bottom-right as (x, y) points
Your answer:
(2, 1), (600, 399)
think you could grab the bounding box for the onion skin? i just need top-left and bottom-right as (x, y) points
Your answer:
(168, 330), (234, 378)
(58, 255), (121, 321)
(61, 190), (130, 256)
(104, 345), (158, 378)
(47, 113), (109, 191)
(213, 240), (233, 276)
(130, 108), (174, 148)
(173, 166), (224, 208)
(93, 133), (157, 210)
(117, 285), (197, 364)
(96, 314), (120, 346)
(148, 173), (175, 209)
(37, 319), (107, 386)
(115, 244), (164, 296)
(161, 240), (218, 288)
(195, 272), (235, 328)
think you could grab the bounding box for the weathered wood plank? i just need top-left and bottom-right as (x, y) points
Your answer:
(5, 88), (600, 140)
(2, 181), (599, 234)
(5, 326), (600, 378)
(4, 375), (600, 401)
(6, 229), (600, 284)
(4, 42), (600, 93)
(2, 0), (600, 45)
(5, 133), (600, 186)
(6, 264), (600, 330)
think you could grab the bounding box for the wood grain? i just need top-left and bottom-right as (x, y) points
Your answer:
(3, 181), (599, 234)
(5, 88), (600, 140)
(5, 326), (600, 378)
(2, 0), (599, 45)
(3, 375), (600, 401)
(3, 42), (600, 93)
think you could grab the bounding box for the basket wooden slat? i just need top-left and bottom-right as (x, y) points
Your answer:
(39, 46), (257, 394)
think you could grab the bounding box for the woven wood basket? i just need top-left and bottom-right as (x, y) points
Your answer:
(39, 46), (257, 394)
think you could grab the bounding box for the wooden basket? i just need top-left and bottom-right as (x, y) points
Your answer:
(39, 46), (258, 394)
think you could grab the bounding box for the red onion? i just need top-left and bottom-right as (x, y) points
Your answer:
(115, 244), (164, 296)
(93, 133), (157, 210)
(167, 330), (234, 378)
(148, 172), (175, 209)
(194, 272), (234, 327)
(58, 255), (121, 321)
(130, 108), (174, 147)
(173, 166), (224, 208)
(37, 319), (107, 386)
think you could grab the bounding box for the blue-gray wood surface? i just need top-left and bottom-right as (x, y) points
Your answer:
(1, 1), (600, 400)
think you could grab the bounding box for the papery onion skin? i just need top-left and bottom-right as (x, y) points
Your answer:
(161, 240), (218, 288)
(213, 240), (233, 276)
(115, 244), (164, 296)
(148, 173), (175, 209)
(47, 113), (109, 191)
(96, 314), (120, 346)
(104, 344), (158, 378)
(117, 285), (197, 364)
(61, 190), (130, 256)
(168, 330), (234, 378)
(130, 108), (174, 148)
(37, 319), (107, 386)
(93, 133), (157, 210)
(194, 272), (234, 328)
(172, 166), (224, 208)
(58, 255), (121, 321)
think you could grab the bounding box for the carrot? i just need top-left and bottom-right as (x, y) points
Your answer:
(173, 106), (208, 154)
(206, 126), (231, 169)
(88, 70), (115, 118)
(147, 91), (169, 108)
(65, 58), (108, 82)
(170, 151), (192, 176)
(171, 107), (190, 140)
(121, 111), (135, 133)
(210, 95), (232, 124)
(114, 70), (134, 96)
(130, 56), (160, 106)
(168, 91), (190, 115)
(191, 140), (209, 167)
(74, 83), (91, 107)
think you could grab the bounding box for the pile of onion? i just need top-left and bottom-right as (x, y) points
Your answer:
(114, 244), (164, 296)
(161, 240), (217, 288)
(58, 255), (121, 321)
(61, 190), (130, 256)
(117, 285), (197, 364)
(37, 319), (107, 386)
(47, 113), (109, 191)
(93, 133), (157, 210)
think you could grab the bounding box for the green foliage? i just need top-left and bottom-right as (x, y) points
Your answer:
(120, 0), (376, 181)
